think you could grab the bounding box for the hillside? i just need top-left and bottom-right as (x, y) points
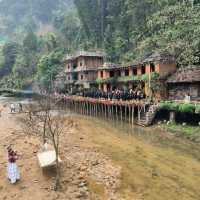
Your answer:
(0, 0), (74, 40)
(0, 0), (200, 90)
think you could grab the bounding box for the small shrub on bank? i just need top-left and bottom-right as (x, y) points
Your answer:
(159, 102), (199, 114)
(178, 103), (195, 113)
(159, 101), (179, 111)
(195, 105), (200, 114)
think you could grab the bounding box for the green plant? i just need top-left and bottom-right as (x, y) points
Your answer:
(178, 103), (195, 113)
(195, 105), (200, 114)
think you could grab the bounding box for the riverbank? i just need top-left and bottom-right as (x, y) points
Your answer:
(0, 104), (122, 200)
(157, 122), (200, 142)
(0, 100), (200, 200)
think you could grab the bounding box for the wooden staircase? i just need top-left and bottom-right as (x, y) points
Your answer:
(137, 104), (159, 126)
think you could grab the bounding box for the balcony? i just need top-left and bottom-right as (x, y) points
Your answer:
(96, 73), (159, 84)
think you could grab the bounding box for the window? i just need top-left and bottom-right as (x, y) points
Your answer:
(133, 68), (137, 75)
(68, 76), (71, 81)
(80, 62), (82, 67)
(73, 74), (78, 80)
(116, 70), (121, 77)
(100, 71), (103, 78)
(150, 63), (155, 72)
(125, 69), (129, 76)
(73, 65), (77, 69)
(110, 71), (114, 77)
(80, 75), (84, 80)
(141, 65), (146, 74)
(68, 65), (70, 69)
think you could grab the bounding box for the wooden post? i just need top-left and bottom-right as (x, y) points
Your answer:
(116, 105), (118, 121)
(96, 103), (98, 117)
(132, 106), (135, 125)
(125, 105), (127, 122)
(86, 101), (89, 115)
(111, 104), (114, 121)
(169, 111), (175, 122)
(120, 105), (123, 121)
(138, 106), (141, 123)
(129, 105), (131, 124)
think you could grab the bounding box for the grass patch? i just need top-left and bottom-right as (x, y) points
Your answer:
(161, 123), (200, 139)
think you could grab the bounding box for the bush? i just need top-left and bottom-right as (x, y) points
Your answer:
(159, 102), (172, 110)
(170, 102), (179, 110)
(195, 105), (200, 114)
(159, 102), (197, 114)
(178, 103), (196, 113)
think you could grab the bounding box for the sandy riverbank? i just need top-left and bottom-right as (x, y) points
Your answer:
(0, 103), (122, 200)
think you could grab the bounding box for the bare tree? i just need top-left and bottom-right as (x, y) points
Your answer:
(20, 95), (68, 191)
(46, 113), (65, 190)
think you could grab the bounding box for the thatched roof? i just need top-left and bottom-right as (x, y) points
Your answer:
(167, 66), (200, 83)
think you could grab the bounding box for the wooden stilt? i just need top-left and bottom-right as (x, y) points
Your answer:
(116, 105), (118, 121)
(111, 104), (114, 121)
(132, 106), (134, 125)
(120, 105), (123, 121)
(129, 105), (131, 124)
(125, 105), (127, 122)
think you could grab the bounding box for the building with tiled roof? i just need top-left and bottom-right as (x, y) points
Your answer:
(167, 66), (200, 100)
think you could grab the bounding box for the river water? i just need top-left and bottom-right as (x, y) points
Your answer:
(1, 96), (200, 200)
(76, 116), (200, 200)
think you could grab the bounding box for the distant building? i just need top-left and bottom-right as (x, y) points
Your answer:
(97, 52), (176, 98)
(167, 66), (200, 101)
(55, 51), (105, 93)
(61, 51), (105, 93)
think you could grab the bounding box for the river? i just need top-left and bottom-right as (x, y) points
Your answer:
(72, 115), (200, 199)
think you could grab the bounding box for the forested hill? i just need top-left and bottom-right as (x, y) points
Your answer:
(0, 0), (200, 90)
(74, 0), (200, 66)
(0, 0), (74, 40)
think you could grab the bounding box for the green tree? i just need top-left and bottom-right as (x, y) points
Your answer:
(138, 2), (200, 66)
(37, 49), (64, 90)
(23, 31), (38, 52)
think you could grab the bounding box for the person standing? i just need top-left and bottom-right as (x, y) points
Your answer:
(7, 147), (20, 184)
(10, 103), (15, 113)
(19, 103), (23, 112)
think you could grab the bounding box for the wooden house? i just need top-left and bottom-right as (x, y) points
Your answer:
(62, 51), (105, 92)
(97, 52), (176, 98)
(167, 66), (200, 101)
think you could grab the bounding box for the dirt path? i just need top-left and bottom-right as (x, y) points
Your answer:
(0, 105), (122, 200)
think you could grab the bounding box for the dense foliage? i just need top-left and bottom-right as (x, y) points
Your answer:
(74, 0), (200, 64)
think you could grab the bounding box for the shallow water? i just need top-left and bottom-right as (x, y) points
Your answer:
(76, 115), (200, 200)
